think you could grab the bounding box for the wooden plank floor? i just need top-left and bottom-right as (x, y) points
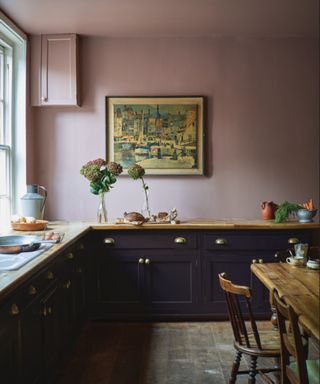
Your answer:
(55, 321), (316, 384)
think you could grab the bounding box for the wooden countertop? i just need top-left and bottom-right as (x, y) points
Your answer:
(251, 262), (320, 341)
(0, 219), (319, 303)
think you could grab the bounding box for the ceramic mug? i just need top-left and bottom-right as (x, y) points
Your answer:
(306, 259), (320, 270)
(286, 256), (305, 266)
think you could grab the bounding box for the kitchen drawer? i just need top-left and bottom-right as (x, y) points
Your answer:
(203, 231), (312, 251)
(94, 230), (198, 249)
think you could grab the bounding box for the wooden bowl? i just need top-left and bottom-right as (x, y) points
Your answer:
(11, 220), (49, 231)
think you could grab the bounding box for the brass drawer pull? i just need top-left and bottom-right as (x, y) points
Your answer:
(10, 303), (20, 316)
(145, 258), (151, 265)
(174, 237), (187, 244)
(104, 238), (115, 245)
(138, 258), (144, 264)
(63, 280), (72, 289)
(28, 285), (37, 295)
(46, 271), (54, 280)
(215, 238), (227, 245)
(67, 252), (74, 260)
(288, 238), (299, 245)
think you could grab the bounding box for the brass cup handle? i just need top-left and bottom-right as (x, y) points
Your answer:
(104, 238), (115, 245)
(174, 237), (187, 244)
(10, 303), (20, 316)
(76, 267), (82, 273)
(47, 307), (52, 315)
(145, 258), (151, 265)
(78, 243), (85, 250)
(41, 307), (47, 317)
(288, 238), (299, 245)
(138, 258), (144, 264)
(28, 285), (37, 295)
(215, 238), (227, 245)
(67, 252), (74, 259)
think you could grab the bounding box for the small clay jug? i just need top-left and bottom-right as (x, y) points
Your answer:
(261, 201), (277, 220)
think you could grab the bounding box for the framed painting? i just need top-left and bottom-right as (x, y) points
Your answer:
(106, 96), (205, 175)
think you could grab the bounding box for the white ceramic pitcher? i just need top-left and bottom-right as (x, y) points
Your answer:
(21, 184), (47, 219)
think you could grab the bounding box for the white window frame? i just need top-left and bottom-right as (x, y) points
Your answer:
(0, 11), (27, 230)
(0, 40), (13, 229)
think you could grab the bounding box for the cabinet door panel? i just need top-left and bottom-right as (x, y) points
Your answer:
(204, 252), (252, 314)
(0, 307), (19, 384)
(19, 299), (42, 384)
(145, 251), (198, 314)
(93, 250), (146, 316)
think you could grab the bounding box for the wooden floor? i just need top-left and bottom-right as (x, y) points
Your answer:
(55, 321), (316, 384)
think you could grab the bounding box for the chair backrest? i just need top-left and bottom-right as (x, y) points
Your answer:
(218, 273), (262, 349)
(273, 290), (308, 384)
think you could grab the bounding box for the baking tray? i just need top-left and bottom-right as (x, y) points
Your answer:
(0, 235), (42, 254)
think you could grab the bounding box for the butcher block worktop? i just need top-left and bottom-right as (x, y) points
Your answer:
(0, 218), (319, 301)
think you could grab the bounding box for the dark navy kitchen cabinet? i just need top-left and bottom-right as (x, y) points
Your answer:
(88, 228), (312, 320)
(87, 230), (200, 319)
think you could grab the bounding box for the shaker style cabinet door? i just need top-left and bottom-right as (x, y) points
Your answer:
(31, 34), (80, 106)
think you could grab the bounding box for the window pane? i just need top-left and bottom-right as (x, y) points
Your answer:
(0, 147), (8, 196)
(0, 198), (10, 229)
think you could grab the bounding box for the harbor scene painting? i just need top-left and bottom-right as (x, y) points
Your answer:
(106, 97), (204, 175)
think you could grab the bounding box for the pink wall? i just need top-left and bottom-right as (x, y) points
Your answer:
(31, 36), (319, 221)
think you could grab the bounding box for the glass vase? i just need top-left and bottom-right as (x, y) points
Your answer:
(97, 192), (107, 223)
(141, 188), (151, 219)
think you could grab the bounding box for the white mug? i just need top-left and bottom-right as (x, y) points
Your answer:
(286, 256), (305, 266)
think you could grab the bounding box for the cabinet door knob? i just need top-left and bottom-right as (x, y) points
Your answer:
(67, 252), (74, 259)
(288, 238), (299, 244)
(145, 258), (151, 265)
(46, 271), (54, 280)
(41, 307), (47, 317)
(10, 303), (20, 316)
(28, 285), (37, 295)
(104, 238), (115, 245)
(215, 238), (227, 245)
(174, 237), (187, 244)
(258, 259), (264, 264)
(252, 259), (257, 264)
(138, 258), (144, 264)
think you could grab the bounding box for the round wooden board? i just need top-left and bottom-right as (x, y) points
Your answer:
(11, 220), (49, 231)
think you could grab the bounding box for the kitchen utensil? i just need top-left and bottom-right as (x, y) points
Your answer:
(286, 256), (305, 266)
(21, 184), (48, 219)
(0, 236), (42, 254)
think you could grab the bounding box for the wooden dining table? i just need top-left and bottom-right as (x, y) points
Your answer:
(251, 262), (320, 341)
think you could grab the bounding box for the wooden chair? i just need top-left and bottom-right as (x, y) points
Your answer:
(273, 290), (320, 384)
(218, 273), (281, 384)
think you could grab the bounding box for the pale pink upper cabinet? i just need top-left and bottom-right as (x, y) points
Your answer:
(31, 34), (80, 106)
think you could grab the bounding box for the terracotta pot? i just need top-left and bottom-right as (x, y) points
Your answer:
(261, 201), (277, 220)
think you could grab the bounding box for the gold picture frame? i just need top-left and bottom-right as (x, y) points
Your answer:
(106, 96), (205, 175)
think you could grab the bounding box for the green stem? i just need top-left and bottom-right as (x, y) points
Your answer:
(141, 177), (151, 218)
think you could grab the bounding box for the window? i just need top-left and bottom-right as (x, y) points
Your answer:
(0, 12), (27, 230)
(0, 42), (12, 229)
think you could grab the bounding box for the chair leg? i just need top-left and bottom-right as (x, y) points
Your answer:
(248, 356), (258, 384)
(228, 350), (242, 384)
